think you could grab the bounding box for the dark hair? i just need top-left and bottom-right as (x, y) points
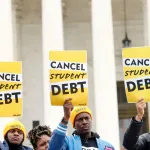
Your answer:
(27, 125), (52, 148)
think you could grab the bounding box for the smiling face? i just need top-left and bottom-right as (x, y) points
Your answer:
(35, 135), (50, 150)
(7, 128), (24, 144)
(74, 112), (92, 135)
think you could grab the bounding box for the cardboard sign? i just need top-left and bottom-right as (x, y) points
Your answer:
(49, 51), (88, 106)
(122, 47), (150, 102)
(0, 62), (22, 117)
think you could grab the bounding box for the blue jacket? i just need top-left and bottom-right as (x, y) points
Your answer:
(49, 123), (115, 150)
(0, 140), (32, 150)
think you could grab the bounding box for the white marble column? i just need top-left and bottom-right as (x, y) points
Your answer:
(42, 0), (64, 130)
(12, 0), (22, 61)
(143, 0), (150, 130)
(0, 0), (15, 140)
(91, 0), (120, 149)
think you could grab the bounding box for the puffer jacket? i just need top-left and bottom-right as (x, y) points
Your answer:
(0, 140), (32, 150)
(123, 117), (150, 150)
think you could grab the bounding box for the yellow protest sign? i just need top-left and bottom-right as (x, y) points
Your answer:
(122, 47), (150, 102)
(0, 62), (22, 117)
(49, 51), (88, 106)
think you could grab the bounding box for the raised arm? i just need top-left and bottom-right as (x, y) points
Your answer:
(123, 98), (147, 150)
(49, 98), (73, 150)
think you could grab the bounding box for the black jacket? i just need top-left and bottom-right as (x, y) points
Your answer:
(123, 117), (150, 150)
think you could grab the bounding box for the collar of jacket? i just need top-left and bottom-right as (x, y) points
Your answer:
(3, 140), (9, 149)
(2, 140), (32, 150)
(72, 130), (100, 139)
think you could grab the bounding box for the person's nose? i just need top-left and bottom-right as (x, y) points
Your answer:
(14, 131), (19, 136)
(45, 142), (49, 150)
(82, 119), (87, 124)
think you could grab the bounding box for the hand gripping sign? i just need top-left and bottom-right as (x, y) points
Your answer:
(122, 47), (150, 102)
(49, 51), (88, 106)
(0, 62), (22, 117)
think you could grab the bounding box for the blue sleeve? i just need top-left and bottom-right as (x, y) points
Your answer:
(49, 123), (68, 150)
(0, 141), (6, 150)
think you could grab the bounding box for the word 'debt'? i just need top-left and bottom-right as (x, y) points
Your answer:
(126, 78), (150, 92)
(0, 92), (21, 105)
(51, 82), (86, 95)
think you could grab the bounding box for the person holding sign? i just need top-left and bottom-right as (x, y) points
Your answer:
(123, 98), (149, 150)
(49, 98), (115, 150)
(27, 125), (52, 150)
(0, 120), (32, 150)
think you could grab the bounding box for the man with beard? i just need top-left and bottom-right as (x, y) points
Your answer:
(0, 120), (32, 150)
(49, 98), (115, 150)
